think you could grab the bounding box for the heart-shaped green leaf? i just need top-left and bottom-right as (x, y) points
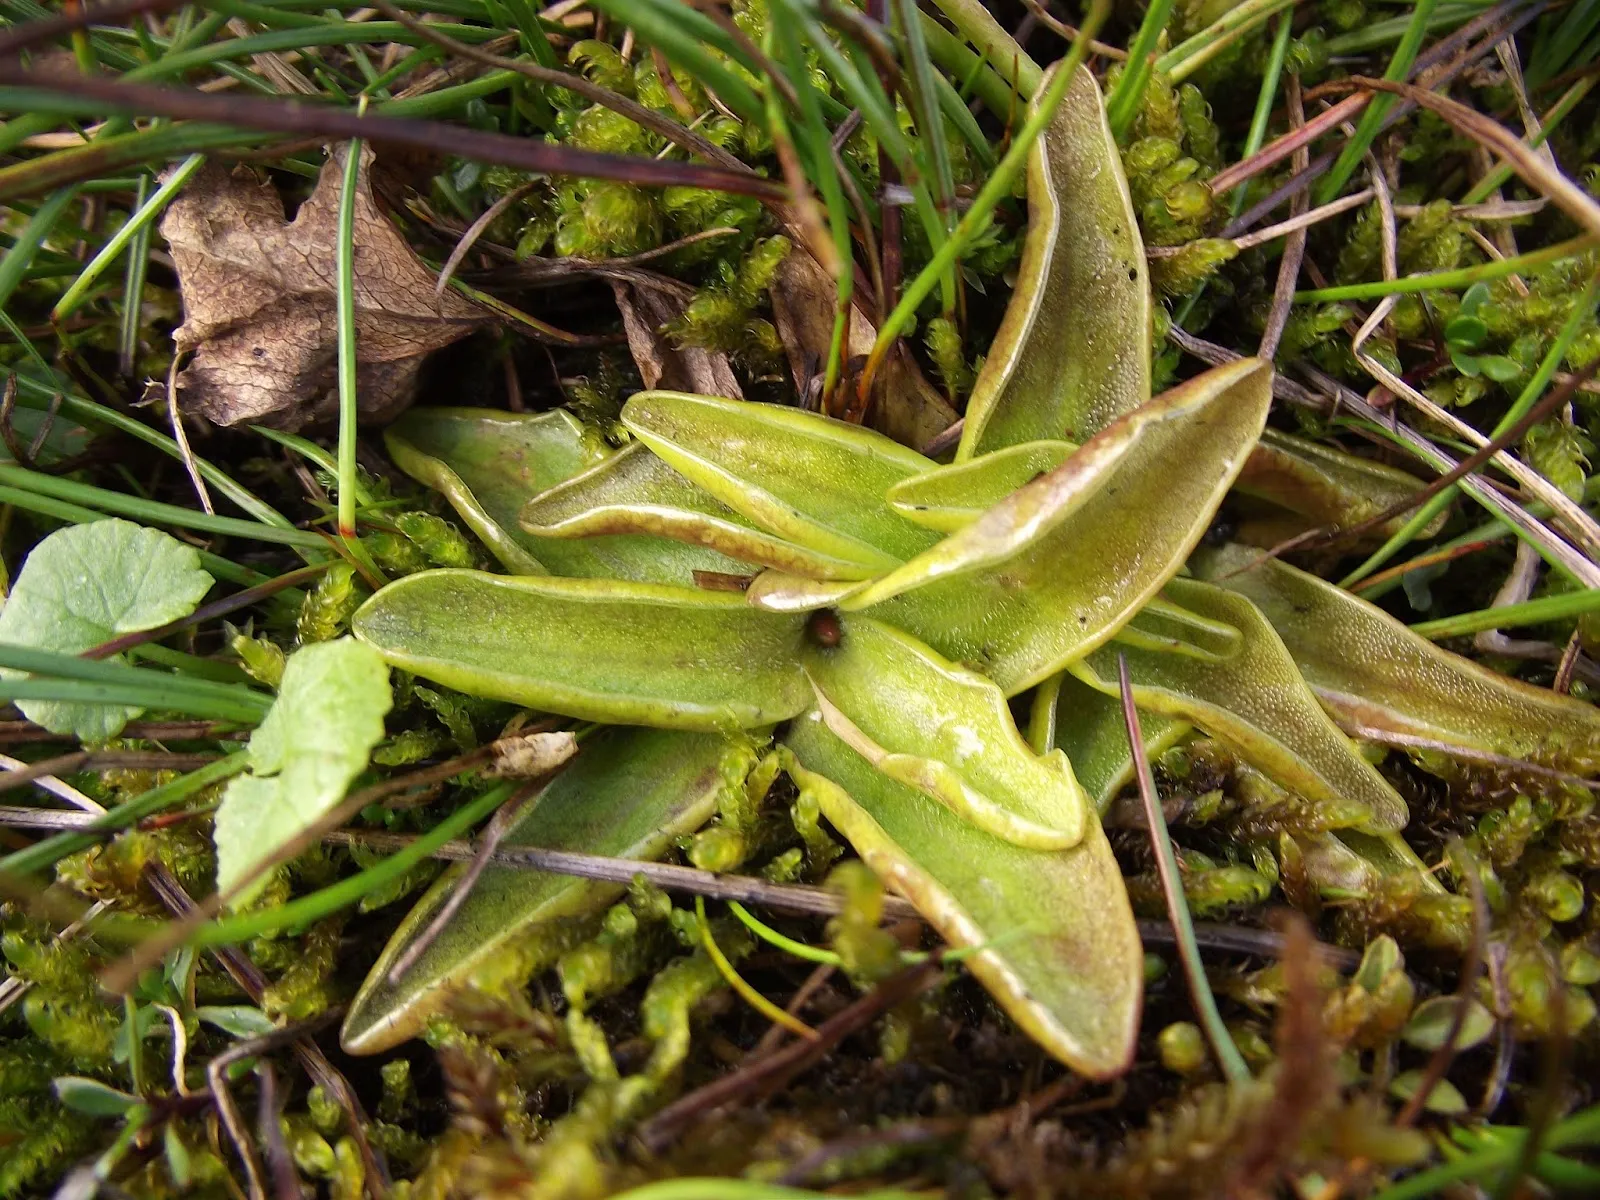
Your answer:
(1070, 578), (1410, 833)
(621, 391), (940, 570)
(520, 441), (866, 579)
(1196, 543), (1600, 775)
(804, 615), (1088, 849)
(386, 407), (743, 584)
(957, 64), (1149, 457)
(1232, 428), (1444, 546)
(1028, 671), (1191, 814)
(844, 358), (1273, 694)
(783, 711), (1141, 1078)
(342, 728), (748, 1054)
(886, 440), (1077, 533)
(353, 571), (809, 729)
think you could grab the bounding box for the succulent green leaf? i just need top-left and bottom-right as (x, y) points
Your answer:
(520, 441), (866, 579)
(213, 638), (392, 907)
(385, 407), (742, 584)
(1028, 671), (1191, 815)
(353, 570), (809, 729)
(342, 728), (748, 1054)
(804, 615), (1087, 849)
(744, 571), (866, 612)
(1069, 578), (1409, 833)
(783, 711), (1142, 1078)
(53, 1076), (141, 1118)
(886, 440), (1077, 533)
(1232, 428), (1444, 546)
(1403, 995), (1495, 1052)
(957, 64), (1149, 458)
(621, 391), (940, 570)
(845, 358), (1273, 694)
(1196, 543), (1600, 775)
(0, 519), (214, 740)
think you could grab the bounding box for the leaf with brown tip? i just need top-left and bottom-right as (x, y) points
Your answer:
(783, 711), (1141, 1078)
(1232, 428), (1445, 547)
(956, 64), (1149, 457)
(1196, 543), (1600, 776)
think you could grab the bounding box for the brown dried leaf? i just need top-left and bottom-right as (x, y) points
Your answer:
(768, 251), (956, 450)
(161, 144), (489, 430)
(610, 280), (742, 398)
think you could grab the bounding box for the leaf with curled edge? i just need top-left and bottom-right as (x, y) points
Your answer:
(957, 63), (1149, 458)
(804, 615), (1087, 849)
(1232, 428), (1447, 548)
(342, 727), (750, 1054)
(1068, 577), (1410, 833)
(1027, 671), (1191, 816)
(520, 441), (869, 580)
(352, 570), (809, 730)
(839, 358), (1273, 695)
(621, 390), (940, 572)
(385, 407), (748, 584)
(1195, 542), (1600, 776)
(886, 440), (1077, 533)
(782, 711), (1141, 1078)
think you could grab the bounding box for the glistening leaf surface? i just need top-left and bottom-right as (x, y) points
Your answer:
(520, 441), (863, 580)
(621, 391), (939, 570)
(1070, 578), (1410, 832)
(847, 359), (1273, 694)
(784, 712), (1141, 1078)
(886, 440), (1077, 533)
(342, 728), (745, 1054)
(957, 64), (1149, 458)
(0, 519), (214, 740)
(1196, 543), (1600, 775)
(353, 570), (809, 729)
(386, 407), (744, 583)
(804, 616), (1087, 849)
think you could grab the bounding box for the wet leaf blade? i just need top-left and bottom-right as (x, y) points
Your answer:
(385, 407), (750, 583)
(520, 441), (869, 580)
(885, 440), (1077, 533)
(1196, 543), (1600, 775)
(957, 64), (1149, 457)
(621, 390), (940, 568)
(783, 712), (1142, 1078)
(804, 615), (1087, 849)
(1031, 671), (1192, 814)
(352, 570), (810, 729)
(1071, 578), (1410, 832)
(848, 358), (1273, 694)
(342, 728), (748, 1054)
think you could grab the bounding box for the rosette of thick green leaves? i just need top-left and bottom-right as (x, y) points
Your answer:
(1195, 543), (1600, 775)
